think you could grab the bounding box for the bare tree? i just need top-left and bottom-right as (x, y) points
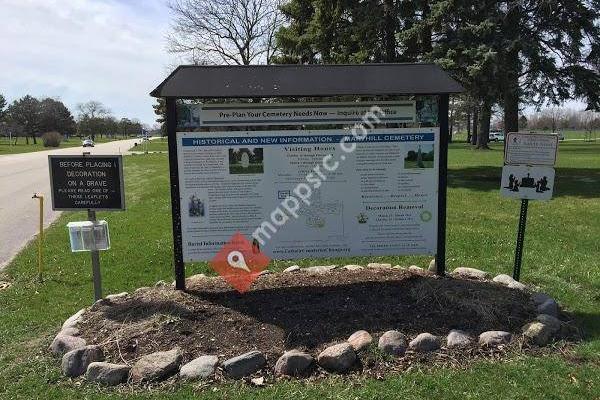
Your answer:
(167, 0), (283, 65)
(581, 110), (600, 141)
(546, 107), (565, 133)
(76, 101), (110, 120)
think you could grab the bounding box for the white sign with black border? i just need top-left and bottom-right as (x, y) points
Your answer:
(504, 132), (559, 166)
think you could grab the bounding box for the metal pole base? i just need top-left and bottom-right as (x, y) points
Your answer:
(513, 199), (529, 281)
(87, 209), (103, 301)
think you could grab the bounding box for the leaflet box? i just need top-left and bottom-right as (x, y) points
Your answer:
(66, 220), (110, 252)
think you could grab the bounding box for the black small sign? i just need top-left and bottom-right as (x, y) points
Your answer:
(48, 155), (125, 210)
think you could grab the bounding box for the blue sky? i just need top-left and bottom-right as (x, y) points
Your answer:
(1, 0), (181, 126)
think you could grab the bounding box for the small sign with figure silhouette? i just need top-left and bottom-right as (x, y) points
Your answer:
(501, 165), (555, 200)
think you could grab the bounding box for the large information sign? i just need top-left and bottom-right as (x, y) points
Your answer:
(177, 128), (439, 261)
(48, 155), (125, 210)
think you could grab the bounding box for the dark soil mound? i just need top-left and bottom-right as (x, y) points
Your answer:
(78, 268), (537, 370)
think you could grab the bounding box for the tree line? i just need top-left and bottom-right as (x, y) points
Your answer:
(0, 94), (143, 145)
(165, 0), (599, 149)
(524, 108), (600, 133)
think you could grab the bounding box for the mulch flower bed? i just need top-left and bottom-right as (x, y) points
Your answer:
(50, 266), (580, 386)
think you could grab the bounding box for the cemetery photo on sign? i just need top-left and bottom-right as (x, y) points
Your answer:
(228, 147), (264, 174)
(2, 4), (600, 399)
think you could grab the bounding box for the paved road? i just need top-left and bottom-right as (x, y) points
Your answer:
(0, 139), (141, 269)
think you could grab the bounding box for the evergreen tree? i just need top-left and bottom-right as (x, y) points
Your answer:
(7, 95), (41, 144)
(153, 98), (167, 136)
(500, 0), (600, 133)
(0, 94), (7, 122)
(275, 0), (403, 63)
(39, 98), (76, 137)
(276, 0), (600, 146)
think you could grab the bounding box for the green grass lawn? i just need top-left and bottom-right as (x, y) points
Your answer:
(128, 137), (168, 152)
(1, 142), (599, 399)
(0, 136), (125, 155)
(0, 138), (81, 155)
(453, 129), (599, 143)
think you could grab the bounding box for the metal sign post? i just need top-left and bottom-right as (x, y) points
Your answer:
(512, 199), (529, 281)
(32, 193), (44, 281)
(502, 132), (558, 281)
(48, 152), (124, 302)
(87, 209), (103, 301)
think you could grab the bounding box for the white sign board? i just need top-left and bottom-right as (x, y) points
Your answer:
(501, 165), (555, 200)
(179, 101), (416, 127)
(505, 132), (559, 166)
(177, 128), (439, 261)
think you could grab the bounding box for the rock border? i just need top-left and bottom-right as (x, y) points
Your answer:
(51, 261), (576, 386)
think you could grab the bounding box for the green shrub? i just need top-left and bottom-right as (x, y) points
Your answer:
(42, 131), (63, 147)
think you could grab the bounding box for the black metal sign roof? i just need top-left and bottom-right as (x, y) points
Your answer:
(150, 63), (463, 98)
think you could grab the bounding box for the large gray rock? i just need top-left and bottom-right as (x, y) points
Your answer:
(60, 327), (80, 337)
(303, 265), (336, 273)
(409, 333), (441, 352)
(536, 314), (561, 332)
(446, 330), (472, 348)
(105, 292), (128, 301)
(223, 351), (266, 379)
(507, 281), (527, 291)
(378, 330), (408, 356)
(62, 308), (86, 330)
(347, 330), (373, 351)
(478, 331), (512, 347)
(367, 263), (392, 269)
(493, 274), (515, 285)
(453, 267), (491, 280)
(531, 292), (552, 306)
(274, 350), (314, 377)
(180, 355), (219, 380)
(537, 299), (558, 316)
(283, 265), (300, 273)
(494, 274), (528, 291)
(50, 334), (87, 356)
(86, 362), (130, 385)
(317, 343), (356, 372)
(130, 348), (183, 382)
(428, 259), (437, 272)
(342, 265), (364, 271)
(522, 322), (554, 346)
(62, 345), (104, 377)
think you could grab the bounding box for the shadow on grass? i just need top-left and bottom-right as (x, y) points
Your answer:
(573, 311), (600, 342)
(448, 167), (600, 198)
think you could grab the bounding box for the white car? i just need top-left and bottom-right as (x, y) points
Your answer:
(82, 139), (95, 147)
(489, 132), (505, 142)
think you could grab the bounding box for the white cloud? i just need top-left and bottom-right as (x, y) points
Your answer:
(0, 0), (179, 125)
